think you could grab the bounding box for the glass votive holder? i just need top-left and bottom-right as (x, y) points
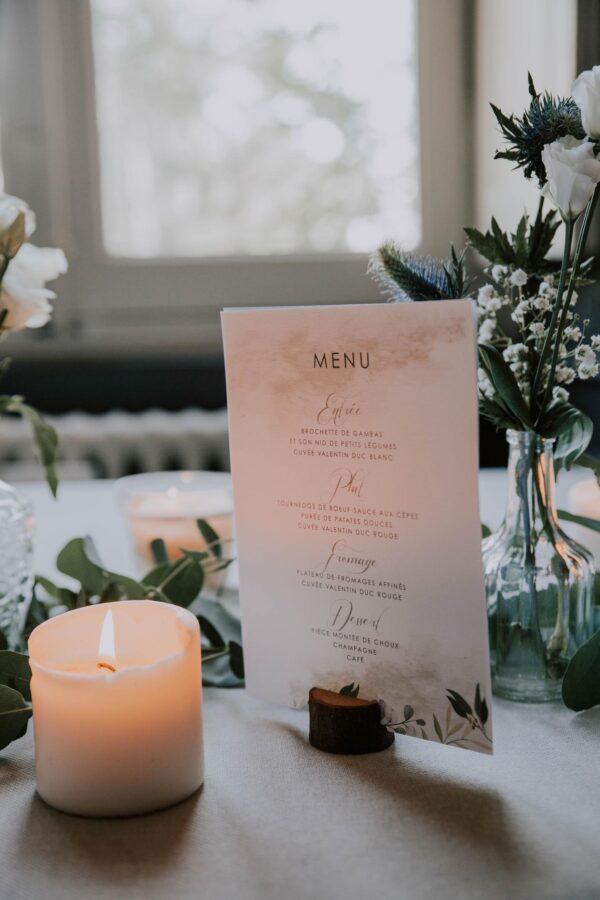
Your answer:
(116, 472), (234, 584)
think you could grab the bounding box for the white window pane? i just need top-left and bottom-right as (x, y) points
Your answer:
(90, 0), (420, 258)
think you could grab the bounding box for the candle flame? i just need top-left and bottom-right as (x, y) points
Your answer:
(97, 610), (116, 673)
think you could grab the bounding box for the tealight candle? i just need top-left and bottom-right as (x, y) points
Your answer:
(116, 472), (234, 577)
(29, 600), (203, 817)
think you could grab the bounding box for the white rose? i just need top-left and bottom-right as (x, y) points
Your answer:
(572, 66), (600, 140)
(541, 137), (600, 220)
(0, 243), (68, 331)
(0, 194), (36, 260)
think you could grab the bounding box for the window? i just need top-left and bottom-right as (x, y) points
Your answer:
(90, 0), (421, 258)
(0, 0), (473, 356)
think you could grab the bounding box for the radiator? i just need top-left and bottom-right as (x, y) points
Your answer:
(0, 408), (230, 480)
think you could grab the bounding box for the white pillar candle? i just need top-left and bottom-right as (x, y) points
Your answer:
(28, 600), (203, 817)
(567, 479), (600, 563)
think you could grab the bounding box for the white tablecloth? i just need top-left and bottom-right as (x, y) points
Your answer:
(0, 472), (598, 900)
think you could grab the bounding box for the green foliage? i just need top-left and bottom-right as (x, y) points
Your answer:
(562, 629), (600, 711)
(0, 684), (31, 750)
(0, 650), (31, 700)
(478, 344), (533, 431)
(0, 396), (59, 496)
(492, 73), (585, 185)
(558, 509), (600, 533)
(368, 241), (469, 303)
(465, 207), (560, 274)
(538, 403), (593, 468)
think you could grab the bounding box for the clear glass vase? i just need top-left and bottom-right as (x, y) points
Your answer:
(483, 430), (594, 702)
(0, 481), (34, 649)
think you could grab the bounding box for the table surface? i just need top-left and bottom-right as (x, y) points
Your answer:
(2, 472), (600, 900)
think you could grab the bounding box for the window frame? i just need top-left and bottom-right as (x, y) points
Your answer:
(0, 0), (473, 359)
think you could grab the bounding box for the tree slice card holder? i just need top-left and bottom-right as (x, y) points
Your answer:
(308, 687), (395, 755)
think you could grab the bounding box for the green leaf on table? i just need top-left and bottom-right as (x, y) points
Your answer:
(557, 509), (600, 533)
(2, 397), (59, 496)
(481, 523), (492, 539)
(143, 556), (204, 607)
(35, 575), (77, 610)
(478, 344), (532, 429)
(57, 537), (147, 600)
(197, 519), (223, 559)
(0, 684), (31, 750)
(0, 651), (31, 701)
(562, 630), (600, 711)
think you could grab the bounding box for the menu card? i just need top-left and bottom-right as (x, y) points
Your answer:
(222, 302), (492, 754)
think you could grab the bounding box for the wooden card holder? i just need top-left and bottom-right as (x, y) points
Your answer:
(308, 687), (395, 755)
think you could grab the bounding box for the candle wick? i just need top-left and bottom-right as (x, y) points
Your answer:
(96, 662), (116, 673)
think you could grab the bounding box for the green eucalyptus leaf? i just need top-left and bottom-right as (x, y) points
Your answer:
(0, 684), (31, 750)
(562, 629), (600, 711)
(56, 537), (109, 595)
(196, 519), (223, 559)
(35, 575), (77, 609)
(57, 537), (146, 600)
(0, 651), (31, 701)
(481, 523), (492, 539)
(3, 397), (58, 496)
(143, 557), (203, 607)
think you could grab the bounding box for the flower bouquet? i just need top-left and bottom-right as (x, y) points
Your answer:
(0, 192), (66, 645)
(370, 67), (600, 704)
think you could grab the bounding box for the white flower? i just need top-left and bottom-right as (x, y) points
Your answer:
(533, 294), (551, 312)
(477, 368), (495, 400)
(578, 362), (600, 380)
(0, 194), (36, 260)
(576, 344), (597, 365)
(511, 300), (530, 324)
(477, 284), (495, 306)
(510, 268), (528, 287)
(0, 243), (68, 331)
(503, 342), (527, 362)
(573, 66), (600, 140)
(591, 334), (600, 350)
(555, 365), (576, 384)
(491, 264), (508, 282)
(529, 322), (546, 338)
(538, 281), (554, 297)
(563, 325), (582, 342)
(478, 319), (495, 343)
(553, 386), (570, 402)
(541, 137), (600, 220)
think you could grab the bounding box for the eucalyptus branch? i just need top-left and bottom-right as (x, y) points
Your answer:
(531, 217), (573, 410)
